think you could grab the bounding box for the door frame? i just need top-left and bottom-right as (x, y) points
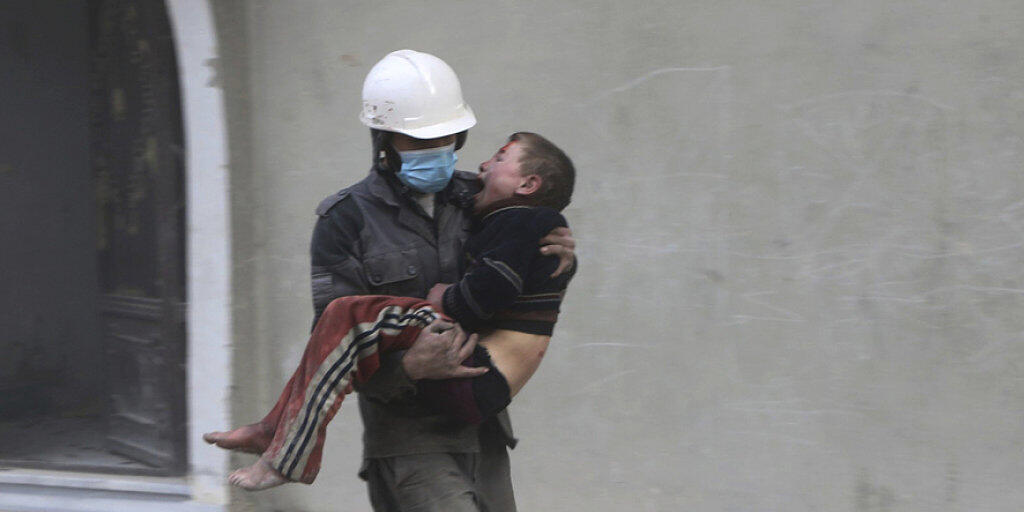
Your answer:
(167, 0), (233, 507)
(0, 1), (232, 510)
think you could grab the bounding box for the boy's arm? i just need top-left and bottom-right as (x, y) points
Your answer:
(481, 333), (549, 398)
(440, 208), (566, 330)
(417, 332), (549, 424)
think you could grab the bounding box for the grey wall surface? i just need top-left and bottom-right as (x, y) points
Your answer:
(214, 1), (1024, 510)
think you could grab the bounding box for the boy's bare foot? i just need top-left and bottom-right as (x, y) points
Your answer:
(202, 423), (272, 454)
(228, 458), (289, 491)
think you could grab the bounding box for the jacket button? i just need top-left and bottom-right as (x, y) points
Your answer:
(371, 273), (382, 283)
(407, 265), (418, 276)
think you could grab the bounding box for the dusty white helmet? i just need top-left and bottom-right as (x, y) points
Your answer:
(359, 49), (476, 139)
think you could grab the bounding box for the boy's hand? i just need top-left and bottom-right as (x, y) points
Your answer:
(427, 283), (452, 312)
(539, 226), (576, 277)
(401, 320), (487, 381)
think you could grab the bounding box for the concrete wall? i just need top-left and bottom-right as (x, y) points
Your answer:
(214, 1), (1024, 510)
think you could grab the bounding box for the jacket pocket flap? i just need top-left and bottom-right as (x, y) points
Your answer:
(363, 251), (420, 286)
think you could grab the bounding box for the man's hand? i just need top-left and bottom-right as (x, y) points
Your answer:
(539, 226), (576, 277)
(401, 319), (487, 380)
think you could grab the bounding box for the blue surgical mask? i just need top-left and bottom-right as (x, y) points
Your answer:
(396, 144), (457, 193)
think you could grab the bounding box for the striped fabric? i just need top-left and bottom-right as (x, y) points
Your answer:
(257, 295), (438, 484)
(481, 257), (524, 291)
(511, 291), (565, 306)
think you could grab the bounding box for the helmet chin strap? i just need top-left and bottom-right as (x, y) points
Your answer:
(370, 129), (402, 175)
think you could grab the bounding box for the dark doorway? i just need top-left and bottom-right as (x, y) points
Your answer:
(0, 0), (186, 475)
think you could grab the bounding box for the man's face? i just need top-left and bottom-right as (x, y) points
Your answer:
(474, 140), (527, 214)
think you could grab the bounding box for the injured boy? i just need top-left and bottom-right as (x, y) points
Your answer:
(203, 132), (576, 490)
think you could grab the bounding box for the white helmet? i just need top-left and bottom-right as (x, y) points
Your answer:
(359, 49), (476, 139)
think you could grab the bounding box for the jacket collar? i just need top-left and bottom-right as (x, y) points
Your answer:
(366, 165), (480, 246)
(367, 165), (405, 208)
(367, 165), (477, 209)
(477, 196), (540, 221)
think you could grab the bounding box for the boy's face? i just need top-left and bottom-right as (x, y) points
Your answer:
(474, 140), (532, 214)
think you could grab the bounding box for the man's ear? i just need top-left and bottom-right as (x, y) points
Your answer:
(515, 174), (542, 196)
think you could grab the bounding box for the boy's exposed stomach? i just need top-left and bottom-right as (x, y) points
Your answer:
(478, 329), (551, 397)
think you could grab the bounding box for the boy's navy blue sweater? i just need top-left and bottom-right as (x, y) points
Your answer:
(442, 205), (574, 336)
(420, 204), (574, 424)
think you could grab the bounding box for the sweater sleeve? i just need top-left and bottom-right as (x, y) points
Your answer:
(442, 208), (566, 331)
(416, 344), (511, 424)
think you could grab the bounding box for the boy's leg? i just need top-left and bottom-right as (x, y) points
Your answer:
(202, 371), (296, 454)
(242, 295), (437, 486)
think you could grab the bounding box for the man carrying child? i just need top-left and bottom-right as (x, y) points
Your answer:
(205, 50), (576, 512)
(206, 131), (576, 497)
